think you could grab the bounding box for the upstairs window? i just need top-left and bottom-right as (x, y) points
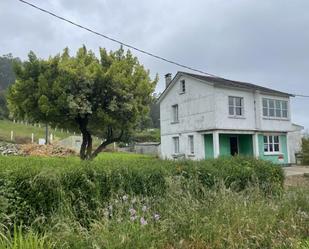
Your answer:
(180, 80), (186, 94)
(173, 137), (180, 154)
(172, 104), (179, 123)
(263, 98), (288, 118)
(228, 96), (244, 116)
(188, 135), (194, 154)
(264, 135), (280, 153)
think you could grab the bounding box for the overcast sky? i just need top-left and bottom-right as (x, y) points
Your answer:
(1, 0), (308, 129)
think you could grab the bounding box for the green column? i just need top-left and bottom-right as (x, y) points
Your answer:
(204, 134), (214, 159)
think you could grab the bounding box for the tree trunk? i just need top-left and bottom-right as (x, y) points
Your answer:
(78, 119), (124, 160)
(80, 132), (88, 160)
(77, 116), (93, 160)
(89, 130), (124, 160)
(85, 132), (92, 159)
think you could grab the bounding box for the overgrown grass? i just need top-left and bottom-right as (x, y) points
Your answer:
(0, 154), (307, 248)
(0, 226), (53, 249)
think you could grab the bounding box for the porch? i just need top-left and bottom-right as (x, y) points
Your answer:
(203, 131), (289, 164)
(204, 132), (256, 159)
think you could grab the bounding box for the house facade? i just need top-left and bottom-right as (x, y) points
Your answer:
(158, 72), (303, 164)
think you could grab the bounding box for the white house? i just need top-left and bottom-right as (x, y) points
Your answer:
(158, 71), (303, 164)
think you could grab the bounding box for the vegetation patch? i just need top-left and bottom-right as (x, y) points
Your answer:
(302, 137), (309, 165)
(0, 155), (282, 227)
(0, 154), (306, 249)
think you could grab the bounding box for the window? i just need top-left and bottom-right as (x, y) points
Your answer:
(172, 104), (179, 123)
(180, 80), (186, 94)
(264, 135), (280, 153)
(263, 98), (288, 118)
(229, 96), (244, 116)
(188, 135), (194, 154)
(173, 137), (179, 154)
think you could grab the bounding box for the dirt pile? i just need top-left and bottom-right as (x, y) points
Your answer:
(20, 144), (76, 157)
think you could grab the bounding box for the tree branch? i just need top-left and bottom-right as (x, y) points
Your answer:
(90, 129), (124, 160)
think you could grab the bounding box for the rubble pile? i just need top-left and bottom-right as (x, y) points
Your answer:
(0, 142), (23, 156)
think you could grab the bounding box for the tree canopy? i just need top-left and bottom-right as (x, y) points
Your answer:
(8, 46), (157, 159)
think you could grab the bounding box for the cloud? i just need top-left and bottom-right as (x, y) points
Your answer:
(0, 0), (308, 128)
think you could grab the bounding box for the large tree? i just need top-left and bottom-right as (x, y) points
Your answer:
(8, 46), (157, 159)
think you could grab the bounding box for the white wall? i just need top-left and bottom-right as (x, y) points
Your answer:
(214, 88), (292, 132)
(159, 73), (294, 160)
(214, 87), (256, 130)
(287, 125), (303, 163)
(160, 76), (216, 136)
(160, 75), (214, 159)
(258, 94), (292, 132)
(160, 132), (205, 160)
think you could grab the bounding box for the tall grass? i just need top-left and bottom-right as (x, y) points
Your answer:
(0, 154), (307, 248)
(2, 183), (306, 249)
(0, 226), (53, 249)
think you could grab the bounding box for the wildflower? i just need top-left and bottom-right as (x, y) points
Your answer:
(131, 197), (137, 204)
(140, 217), (148, 226)
(142, 205), (147, 212)
(154, 213), (160, 221)
(130, 215), (137, 221)
(129, 208), (136, 216)
(103, 210), (109, 218)
(122, 195), (128, 201)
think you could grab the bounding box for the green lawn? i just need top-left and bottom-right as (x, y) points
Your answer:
(0, 119), (75, 143)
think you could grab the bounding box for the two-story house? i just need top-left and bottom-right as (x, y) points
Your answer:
(158, 71), (303, 164)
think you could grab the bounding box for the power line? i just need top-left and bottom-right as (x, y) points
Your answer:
(16, 0), (309, 98)
(17, 0), (219, 78)
(294, 94), (309, 98)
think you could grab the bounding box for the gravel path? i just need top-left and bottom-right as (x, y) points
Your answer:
(283, 166), (309, 177)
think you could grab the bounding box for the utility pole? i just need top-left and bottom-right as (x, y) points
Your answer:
(45, 122), (49, 145)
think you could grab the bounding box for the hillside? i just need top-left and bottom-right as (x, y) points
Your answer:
(0, 119), (75, 143)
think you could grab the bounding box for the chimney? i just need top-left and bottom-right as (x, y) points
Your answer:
(165, 73), (172, 88)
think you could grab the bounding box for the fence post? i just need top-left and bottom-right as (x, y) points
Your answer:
(31, 133), (34, 143)
(10, 131), (14, 141)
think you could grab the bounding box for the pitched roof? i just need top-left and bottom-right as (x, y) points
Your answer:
(180, 71), (293, 97)
(157, 71), (293, 103)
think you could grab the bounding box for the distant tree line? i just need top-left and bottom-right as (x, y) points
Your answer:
(0, 54), (21, 119)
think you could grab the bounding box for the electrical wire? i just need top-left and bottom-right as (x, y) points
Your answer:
(17, 0), (309, 98)
(17, 0), (219, 78)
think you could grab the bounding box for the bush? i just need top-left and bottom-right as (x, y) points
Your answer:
(0, 155), (283, 229)
(301, 137), (309, 165)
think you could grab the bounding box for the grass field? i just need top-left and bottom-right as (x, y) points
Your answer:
(0, 119), (75, 143)
(0, 153), (308, 249)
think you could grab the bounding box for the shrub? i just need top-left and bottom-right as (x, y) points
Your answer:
(0, 155), (283, 229)
(301, 137), (309, 165)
